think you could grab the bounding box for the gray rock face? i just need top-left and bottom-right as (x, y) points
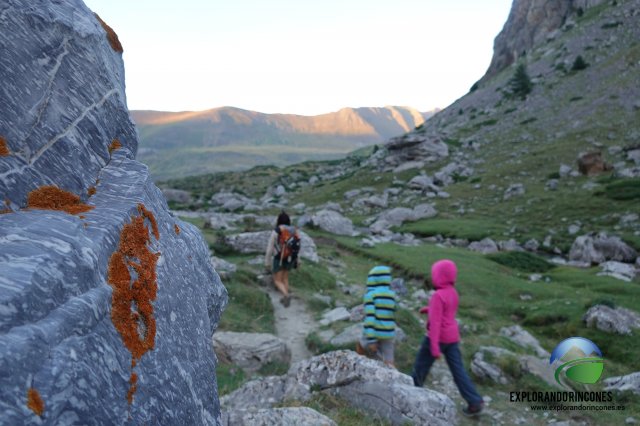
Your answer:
(583, 305), (640, 335)
(310, 209), (358, 236)
(222, 351), (456, 425)
(483, 0), (606, 79)
(211, 256), (237, 278)
(213, 332), (291, 373)
(604, 372), (640, 396)
(374, 204), (437, 229)
(0, 3), (228, 424)
(224, 230), (319, 262)
(222, 407), (337, 426)
(320, 307), (351, 326)
(569, 233), (638, 265)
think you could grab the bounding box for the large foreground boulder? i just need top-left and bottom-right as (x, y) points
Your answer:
(224, 230), (319, 262)
(0, 2), (227, 424)
(604, 372), (640, 396)
(213, 331), (291, 373)
(221, 350), (456, 426)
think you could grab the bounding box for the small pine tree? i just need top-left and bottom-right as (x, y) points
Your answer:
(508, 64), (533, 100)
(571, 55), (588, 71)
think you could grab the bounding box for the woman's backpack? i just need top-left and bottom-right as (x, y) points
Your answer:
(275, 225), (301, 267)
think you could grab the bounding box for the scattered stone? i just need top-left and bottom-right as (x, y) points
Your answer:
(393, 161), (425, 173)
(390, 278), (407, 297)
(274, 185), (286, 197)
(412, 289), (430, 302)
(320, 202), (343, 212)
(569, 233), (638, 265)
(320, 307), (351, 326)
(312, 293), (332, 306)
(529, 274), (543, 282)
(213, 332), (291, 373)
(469, 238), (499, 254)
(604, 372), (640, 396)
(620, 213), (639, 224)
(349, 304), (365, 322)
(225, 230), (319, 262)
(471, 346), (514, 385)
(222, 407), (336, 426)
(292, 202), (306, 213)
(162, 188), (192, 204)
(524, 239), (540, 252)
(559, 164), (572, 178)
(344, 189), (362, 200)
(408, 174), (436, 191)
(520, 293), (533, 301)
(598, 261), (637, 282)
(583, 305), (640, 335)
(628, 149), (640, 165)
(499, 239), (524, 252)
(211, 256), (237, 278)
(309, 176), (319, 185)
(504, 183), (525, 200)
(626, 417), (638, 425)
(499, 325), (549, 357)
(546, 179), (559, 191)
(310, 210), (358, 236)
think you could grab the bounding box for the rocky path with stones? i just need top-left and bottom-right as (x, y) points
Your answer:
(266, 286), (316, 364)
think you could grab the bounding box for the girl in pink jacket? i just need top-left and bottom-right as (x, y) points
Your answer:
(412, 259), (484, 417)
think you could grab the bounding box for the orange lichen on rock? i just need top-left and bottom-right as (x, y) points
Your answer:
(126, 373), (138, 405)
(88, 186), (97, 197)
(0, 136), (9, 156)
(27, 186), (94, 215)
(108, 139), (122, 154)
(174, 224), (180, 235)
(107, 204), (160, 404)
(94, 14), (123, 53)
(27, 388), (44, 416)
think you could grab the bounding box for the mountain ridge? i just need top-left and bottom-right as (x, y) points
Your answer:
(132, 105), (438, 180)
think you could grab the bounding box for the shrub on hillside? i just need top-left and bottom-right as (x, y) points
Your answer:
(487, 251), (555, 273)
(603, 178), (640, 200)
(507, 64), (533, 100)
(571, 55), (589, 71)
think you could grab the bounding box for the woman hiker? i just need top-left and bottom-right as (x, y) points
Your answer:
(264, 211), (299, 307)
(412, 259), (485, 417)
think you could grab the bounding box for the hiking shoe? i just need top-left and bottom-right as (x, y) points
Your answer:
(280, 295), (291, 307)
(462, 403), (484, 417)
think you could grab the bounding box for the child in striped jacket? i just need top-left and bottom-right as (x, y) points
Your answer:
(356, 265), (397, 367)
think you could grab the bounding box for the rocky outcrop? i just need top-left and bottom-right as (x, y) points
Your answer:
(583, 305), (640, 335)
(471, 347), (514, 385)
(213, 332), (291, 373)
(482, 0), (607, 80)
(224, 230), (319, 262)
(0, 2), (227, 423)
(367, 133), (449, 170)
(469, 238), (500, 254)
(162, 188), (192, 204)
(222, 350), (456, 425)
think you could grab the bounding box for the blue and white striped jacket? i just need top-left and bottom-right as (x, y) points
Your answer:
(363, 265), (396, 343)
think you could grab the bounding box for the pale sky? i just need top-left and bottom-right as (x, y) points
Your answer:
(83, 0), (512, 115)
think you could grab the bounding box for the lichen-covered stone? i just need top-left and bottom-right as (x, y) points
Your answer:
(0, 1), (227, 424)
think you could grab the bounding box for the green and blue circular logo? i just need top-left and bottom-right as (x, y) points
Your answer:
(550, 337), (604, 386)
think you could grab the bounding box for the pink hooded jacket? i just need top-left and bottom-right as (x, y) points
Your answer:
(423, 259), (460, 357)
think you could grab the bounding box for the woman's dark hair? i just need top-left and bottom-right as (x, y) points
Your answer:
(277, 211), (291, 226)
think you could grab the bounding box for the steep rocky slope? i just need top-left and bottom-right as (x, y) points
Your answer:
(0, 1), (227, 423)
